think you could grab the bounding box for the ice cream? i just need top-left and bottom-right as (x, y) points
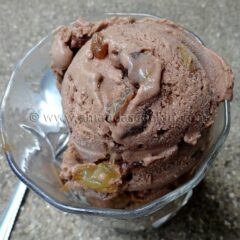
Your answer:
(51, 16), (233, 208)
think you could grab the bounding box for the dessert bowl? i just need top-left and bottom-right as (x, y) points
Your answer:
(0, 13), (231, 231)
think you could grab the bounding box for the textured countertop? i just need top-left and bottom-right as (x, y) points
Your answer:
(0, 0), (239, 239)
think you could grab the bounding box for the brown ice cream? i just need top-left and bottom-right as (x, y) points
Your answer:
(51, 16), (233, 208)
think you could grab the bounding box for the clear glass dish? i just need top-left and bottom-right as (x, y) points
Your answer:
(0, 13), (231, 231)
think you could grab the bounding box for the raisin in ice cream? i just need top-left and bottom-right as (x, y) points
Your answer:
(51, 17), (233, 208)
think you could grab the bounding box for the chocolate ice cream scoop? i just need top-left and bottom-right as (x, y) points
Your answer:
(52, 16), (233, 208)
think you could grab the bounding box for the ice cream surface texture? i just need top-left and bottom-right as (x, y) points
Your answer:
(51, 16), (233, 208)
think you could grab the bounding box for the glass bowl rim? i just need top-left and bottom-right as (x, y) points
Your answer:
(0, 12), (231, 219)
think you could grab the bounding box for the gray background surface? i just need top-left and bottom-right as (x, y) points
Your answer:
(0, 0), (239, 239)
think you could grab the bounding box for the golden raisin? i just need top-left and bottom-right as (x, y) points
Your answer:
(177, 44), (196, 72)
(107, 87), (135, 122)
(72, 161), (121, 193)
(91, 33), (108, 59)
